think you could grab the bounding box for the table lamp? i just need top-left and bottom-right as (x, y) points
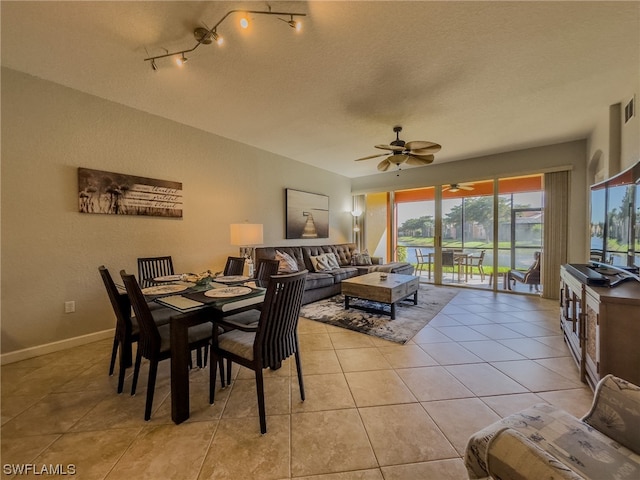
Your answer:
(230, 223), (264, 275)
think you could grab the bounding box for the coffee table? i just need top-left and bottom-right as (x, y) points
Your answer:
(341, 272), (419, 320)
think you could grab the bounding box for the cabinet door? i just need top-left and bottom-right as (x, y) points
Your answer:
(584, 293), (600, 388)
(559, 271), (586, 382)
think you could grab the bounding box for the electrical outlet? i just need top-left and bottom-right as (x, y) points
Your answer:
(64, 301), (75, 313)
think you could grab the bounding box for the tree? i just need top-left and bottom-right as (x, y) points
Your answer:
(399, 215), (434, 237)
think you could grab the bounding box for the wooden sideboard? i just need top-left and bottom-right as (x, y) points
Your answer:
(560, 265), (640, 389)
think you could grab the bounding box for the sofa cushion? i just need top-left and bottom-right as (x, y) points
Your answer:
(300, 244), (358, 269)
(325, 267), (359, 283)
(329, 244), (358, 266)
(304, 272), (335, 290)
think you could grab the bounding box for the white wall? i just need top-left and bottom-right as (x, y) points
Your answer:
(1, 68), (352, 360)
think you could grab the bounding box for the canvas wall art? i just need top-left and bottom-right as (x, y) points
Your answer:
(285, 188), (329, 239)
(78, 167), (182, 217)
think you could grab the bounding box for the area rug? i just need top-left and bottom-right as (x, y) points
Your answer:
(299, 285), (458, 344)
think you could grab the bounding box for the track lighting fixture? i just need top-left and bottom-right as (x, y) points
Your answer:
(144, 7), (306, 70)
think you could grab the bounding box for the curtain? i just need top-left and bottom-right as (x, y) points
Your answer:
(542, 170), (570, 299)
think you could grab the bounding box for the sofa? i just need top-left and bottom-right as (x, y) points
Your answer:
(465, 374), (640, 480)
(254, 243), (414, 305)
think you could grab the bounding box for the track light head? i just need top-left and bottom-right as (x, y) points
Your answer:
(239, 16), (249, 29)
(151, 59), (158, 71)
(280, 15), (302, 31)
(176, 53), (187, 66)
(212, 31), (224, 46)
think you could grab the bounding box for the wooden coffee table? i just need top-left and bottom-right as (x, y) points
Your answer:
(341, 272), (419, 320)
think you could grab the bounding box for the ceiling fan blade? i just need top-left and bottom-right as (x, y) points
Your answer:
(375, 144), (405, 152)
(355, 153), (390, 161)
(408, 145), (441, 155)
(405, 154), (434, 166)
(459, 185), (474, 190)
(405, 141), (441, 152)
(377, 158), (391, 171)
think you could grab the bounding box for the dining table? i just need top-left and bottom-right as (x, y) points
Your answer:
(142, 275), (266, 424)
(426, 251), (470, 281)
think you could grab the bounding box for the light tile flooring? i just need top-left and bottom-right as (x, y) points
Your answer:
(1, 287), (595, 480)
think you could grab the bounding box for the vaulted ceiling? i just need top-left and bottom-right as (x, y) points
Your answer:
(2, 1), (638, 177)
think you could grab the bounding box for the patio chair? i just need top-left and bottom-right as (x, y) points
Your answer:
(209, 270), (308, 433)
(442, 250), (457, 281)
(508, 251), (541, 292)
(415, 248), (432, 278)
(466, 250), (486, 282)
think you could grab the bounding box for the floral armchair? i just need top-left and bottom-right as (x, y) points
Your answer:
(465, 375), (640, 480)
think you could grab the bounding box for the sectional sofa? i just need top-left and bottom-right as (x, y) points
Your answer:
(254, 243), (414, 305)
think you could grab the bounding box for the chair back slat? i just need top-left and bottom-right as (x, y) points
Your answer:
(121, 270), (161, 358)
(99, 266), (133, 342)
(254, 258), (280, 286)
(254, 270), (307, 369)
(137, 256), (174, 287)
(224, 256), (246, 276)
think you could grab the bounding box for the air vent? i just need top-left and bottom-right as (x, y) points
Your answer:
(624, 96), (635, 124)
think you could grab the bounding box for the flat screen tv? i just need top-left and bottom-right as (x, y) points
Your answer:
(590, 161), (640, 267)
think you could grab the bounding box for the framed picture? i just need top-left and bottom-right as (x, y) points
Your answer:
(285, 188), (329, 239)
(78, 167), (182, 217)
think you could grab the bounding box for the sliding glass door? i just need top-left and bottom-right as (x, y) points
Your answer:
(388, 175), (543, 293)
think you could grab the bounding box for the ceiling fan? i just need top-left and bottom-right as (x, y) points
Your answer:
(443, 182), (475, 193)
(355, 126), (441, 172)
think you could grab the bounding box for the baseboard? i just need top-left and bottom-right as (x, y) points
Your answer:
(0, 329), (114, 365)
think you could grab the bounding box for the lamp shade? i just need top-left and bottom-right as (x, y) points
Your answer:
(230, 223), (264, 246)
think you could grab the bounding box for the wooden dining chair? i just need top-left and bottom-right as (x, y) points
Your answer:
(254, 258), (280, 287)
(99, 266), (174, 393)
(100, 266), (139, 394)
(209, 270), (308, 434)
(137, 256), (174, 288)
(223, 256), (246, 276)
(120, 270), (213, 420)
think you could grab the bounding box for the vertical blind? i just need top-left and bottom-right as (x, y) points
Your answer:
(542, 170), (570, 299)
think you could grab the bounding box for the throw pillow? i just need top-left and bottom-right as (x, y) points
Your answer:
(310, 253), (334, 272)
(352, 250), (372, 266)
(325, 252), (340, 269)
(275, 250), (299, 273)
